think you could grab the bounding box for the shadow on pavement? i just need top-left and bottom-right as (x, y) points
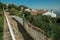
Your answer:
(12, 18), (34, 40)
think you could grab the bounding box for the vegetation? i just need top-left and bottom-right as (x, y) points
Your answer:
(8, 3), (17, 10)
(0, 11), (4, 40)
(4, 2), (60, 40)
(8, 3), (30, 17)
(8, 3), (29, 12)
(23, 11), (31, 17)
(9, 8), (19, 15)
(0, 2), (6, 10)
(25, 13), (60, 40)
(17, 5), (28, 11)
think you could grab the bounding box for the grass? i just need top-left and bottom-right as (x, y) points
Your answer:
(0, 11), (4, 40)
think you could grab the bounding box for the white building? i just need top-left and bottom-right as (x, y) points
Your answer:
(25, 9), (31, 12)
(42, 10), (56, 17)
(32, 9), (37, 12)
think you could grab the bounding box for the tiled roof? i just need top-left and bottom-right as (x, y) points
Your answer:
(30, 9), (47, 15)
(37, 10), (47, 14)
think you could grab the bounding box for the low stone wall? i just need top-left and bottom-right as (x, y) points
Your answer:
(12, 16), (23, 25)
(13, 16), (51, 40)
(23, 20), (47, 40)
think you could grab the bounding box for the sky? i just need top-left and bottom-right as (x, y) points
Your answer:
(0, 0), (60, 10)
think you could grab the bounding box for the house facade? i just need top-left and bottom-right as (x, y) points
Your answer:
(42, 10), (56, 17)
(24, 8), (56, 17)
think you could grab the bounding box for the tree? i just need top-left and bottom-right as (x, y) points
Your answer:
(10, 8), (18, 15)
(8, 3), (17, 10)
(26, 14), (58, 40)
(18, 5), (28, 11)
(23, 11), (31, 17)
(0, 2), (6, 10)
(26, 15), (33, 23)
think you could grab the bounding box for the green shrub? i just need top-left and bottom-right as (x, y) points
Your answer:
(10, 8), (18, 15)
(16, 12), (23, 18)
(26, 15), (33, 23)
(0, 11), (3, 16)
(26, 14), (60, 40)
(0, 33), (3, 40)
(23, 11), (31, 17)
(0, 11), (4, 40)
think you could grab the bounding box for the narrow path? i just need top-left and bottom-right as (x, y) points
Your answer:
(3, 15), (12, 40)
(4, 11), (34, 40)
(4, 11), (24, 40)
